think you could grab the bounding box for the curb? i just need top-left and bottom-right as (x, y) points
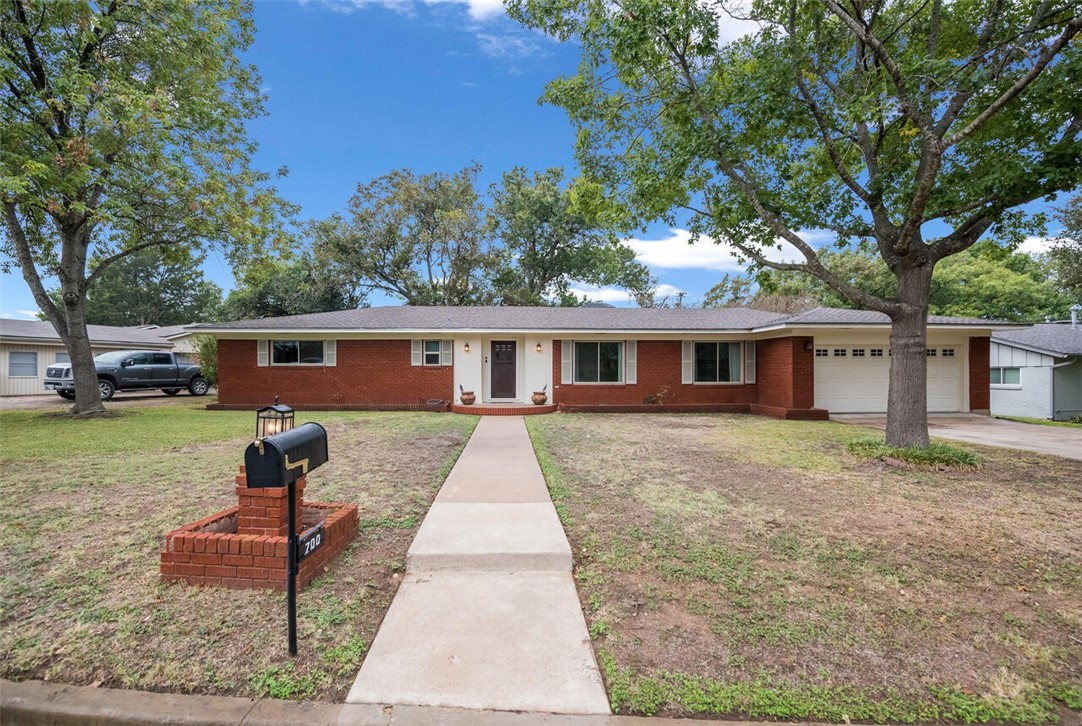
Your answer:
(0, 679), (815, 726)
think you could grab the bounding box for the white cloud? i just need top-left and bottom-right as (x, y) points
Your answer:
(1, 310), (41, 320)
(625, 228), (832, 273)
(425, 0), (504, 20)
(654, 283), (685, 297)
(308, 0), (503, 19)
(1018, 236), (1054, 255)
(566, 284), (638, 304)
(473, 31), (546, 58)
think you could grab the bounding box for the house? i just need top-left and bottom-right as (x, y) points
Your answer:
(192, 306), (1012, 418)
(0, 319), (172, 396)
(990, 321), (1082, 421)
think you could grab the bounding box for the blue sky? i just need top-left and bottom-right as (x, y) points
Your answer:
(0, 0), (1063, 319)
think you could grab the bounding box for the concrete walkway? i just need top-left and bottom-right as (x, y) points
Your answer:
(347, 416), (611, 715)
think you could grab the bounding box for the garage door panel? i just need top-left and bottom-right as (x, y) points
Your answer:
(814, 344), (963, 414)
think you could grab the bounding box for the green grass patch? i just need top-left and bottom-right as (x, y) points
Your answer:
(995, 415), (1082, 428)
(599, 654), (1061, 723)
(525, 417), (572, 524)
(847, 436), (982, 468)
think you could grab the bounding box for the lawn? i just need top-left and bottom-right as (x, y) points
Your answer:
(0, 400), (477, 701)
(527, 414), (1082, 724)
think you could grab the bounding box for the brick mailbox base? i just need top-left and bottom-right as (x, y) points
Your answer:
(160, 467), (359, 590)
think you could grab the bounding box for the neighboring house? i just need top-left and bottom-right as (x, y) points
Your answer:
(192, 306), (1013, 418)
(990, 322), (1082, 421)
(0, 319), (172, 396)
(139, 324), (202, 364)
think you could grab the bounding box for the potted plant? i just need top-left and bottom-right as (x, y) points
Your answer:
(531, 384), (548, 406)
(459, 384), (476, 406)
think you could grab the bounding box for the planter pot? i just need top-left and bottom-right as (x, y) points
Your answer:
(531, 392), (548, 405)
(460, 392), (476, 405)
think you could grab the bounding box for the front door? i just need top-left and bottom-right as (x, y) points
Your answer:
(491, 341), (517, 399)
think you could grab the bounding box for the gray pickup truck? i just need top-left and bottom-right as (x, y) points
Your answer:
(44, 350), (209, 400)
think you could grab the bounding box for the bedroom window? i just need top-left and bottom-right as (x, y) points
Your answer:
(8, 351), (37, 377)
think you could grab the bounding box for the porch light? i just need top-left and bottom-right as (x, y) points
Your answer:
(463, 342), (470, 354)
(256, 395), (295, 441)
(536, 342), (543, 353)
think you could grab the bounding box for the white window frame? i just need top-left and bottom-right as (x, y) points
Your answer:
(683, 341), (742, 384)
(990, 367), (1021, 387)
(8, 351), (37, 377)
(411, 339), (453, 367)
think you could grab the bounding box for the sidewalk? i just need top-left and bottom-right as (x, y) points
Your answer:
(346, 416), (610, 714)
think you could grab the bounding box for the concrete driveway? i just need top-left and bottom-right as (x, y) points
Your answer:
(832, 414), (1081, 461)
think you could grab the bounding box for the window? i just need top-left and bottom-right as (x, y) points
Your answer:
(424, 340), (442, 366)
(833, 349), (847, 357)
(574, 341), (623, 383)
(693, 342), (740, 383)
(744, 341), (756, 383)
(815, 348), (829, 357)
(152, 353), (172, 364)
(870, 349), (884, 357)
(942, 348), (955, 357)
(852, 348), (865, 357)
(272, 340), (324, 365)
(926, 348), (937, 357)
(991, 367), (1021, 386)
(8, 351), (37, 377)
(55, 352), (70, 364)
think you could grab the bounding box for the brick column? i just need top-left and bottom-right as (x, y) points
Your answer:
(235, 466), (306, 536)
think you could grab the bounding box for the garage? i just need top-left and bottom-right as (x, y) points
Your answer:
(814, 342), (964, 413)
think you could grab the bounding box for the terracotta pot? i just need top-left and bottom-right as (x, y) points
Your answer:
(531, 392), (548, 405)
(460, 392), (476, 405)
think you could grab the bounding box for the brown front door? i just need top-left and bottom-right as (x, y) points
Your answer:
(491, 341), (517, 399)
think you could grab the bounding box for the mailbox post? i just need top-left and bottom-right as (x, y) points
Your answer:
(245, 421), (329, 656)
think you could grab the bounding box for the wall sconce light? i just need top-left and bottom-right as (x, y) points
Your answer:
(535, 342), (543, 353)
(804, 340), (814, 351)
(463, 342), (470, 354)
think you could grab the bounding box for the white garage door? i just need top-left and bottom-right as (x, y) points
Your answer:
(814, 344), (963, 413)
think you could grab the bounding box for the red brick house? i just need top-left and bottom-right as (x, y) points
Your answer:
(193, 306), (1007, 418)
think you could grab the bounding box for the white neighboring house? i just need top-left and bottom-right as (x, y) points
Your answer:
(0, 319), (172, 396)
(990, 318), (1082, 421)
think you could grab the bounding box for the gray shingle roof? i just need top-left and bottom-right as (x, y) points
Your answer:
(993, 323), (1082, 356)
(779, 307), (1007, 327)
(0, 319), (173, 347)
(191, 306), (792, 332)
(191, 304), (1015, 334)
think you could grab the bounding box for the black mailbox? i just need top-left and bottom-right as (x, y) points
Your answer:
(245, 422), (328, 489)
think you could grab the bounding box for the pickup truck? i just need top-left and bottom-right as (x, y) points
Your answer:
(44, 350), (209, 400)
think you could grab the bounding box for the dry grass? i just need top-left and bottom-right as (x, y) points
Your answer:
(0, 400), (477, 700)
(527, 413), (1082, 723)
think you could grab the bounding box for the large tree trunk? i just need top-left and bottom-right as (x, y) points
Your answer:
(885, 262), (933, 448)
(58, 226), (107, 416)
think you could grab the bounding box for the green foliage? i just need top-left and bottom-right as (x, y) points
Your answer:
(1051, 195), (1082, 299)
(0, 0), (294, 412)
(313, 165), (494, 306)
(847, 437), (982, 469)
(489, 167), (654, 305)
(193, 335), (218, 386)
(223, 253), (366, 320)
(249, 662), (324, 700)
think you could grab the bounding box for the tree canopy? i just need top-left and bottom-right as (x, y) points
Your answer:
(1, 0), (293, 413)
(223, 253), (367, 320)
(45, 248), (223, 327)
(509, 0), (1082, 446)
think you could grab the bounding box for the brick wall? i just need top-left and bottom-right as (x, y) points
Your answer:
(550, 340), (758, 407)
(756, 337), (815, 410)
(968, 336), (990, 412)
(218, 339), (453, 406)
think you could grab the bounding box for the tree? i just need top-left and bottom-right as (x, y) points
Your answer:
(223, 253), (367, 320)
(1, 0), (292, 414)
(45, 248), (223, 326)
(1050, 195), (1082, 299)
(488, 167), (655, 305)
(509, 0), (1082, 447)
(315, 166), (495, 306)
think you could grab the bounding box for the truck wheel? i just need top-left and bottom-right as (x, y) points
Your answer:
(187, 377), (209, 396)
(58, 390), (75, 400)
(162, 389), (181, 396)
(98, 379), (116, 400)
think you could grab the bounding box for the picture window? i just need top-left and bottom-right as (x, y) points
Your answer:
(272, 340), (324, 365)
